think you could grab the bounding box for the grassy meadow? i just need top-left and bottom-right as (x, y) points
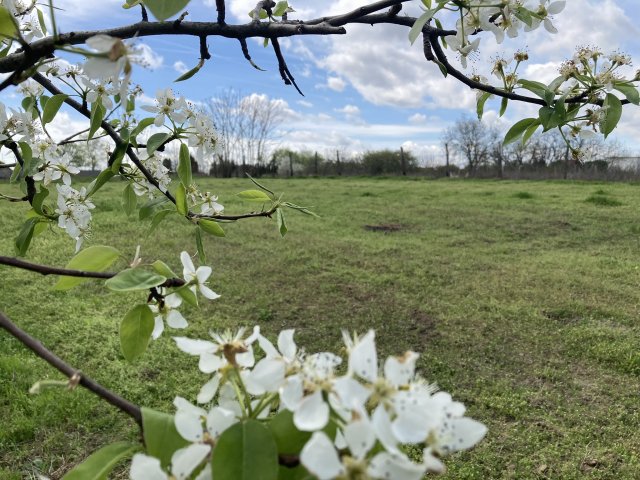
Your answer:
(1, 177), (640, 479)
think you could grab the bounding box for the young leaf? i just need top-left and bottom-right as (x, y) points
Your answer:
(139, 196), (170, 220)
(276, 208), (287, 237)
(53, 246), (121, 291)
(146, 132), (171, 156)
(86, 168), (115, 197)
(88, 101), (106, 140)
(129, 117), (156, 141)
(142, 0), (190, 21)
(175, 284), (198, 307)
(198, 220), (225, 237)
(237, 190), (272, 202)
(14, 218), (38, 257)
(178, 142), (192, 187)
(61, 442), (139, 480)
(499, 97), (508, 117)
(408, 10), (434, 45)
(176, 183), (188, 216)
(119, 304), (154, 361)
(613, 83), (640, 106)
(211, 419), (279, 480)
(105, 268), (166, 291)
(174, 59), (204, 82)
(503, 118), (538, 145)
(141, 407), (189, 468)
(151, 260), (177, 278)
(602, 92), (623, 138)
(32, 185), (49, 216)
(148, 209), (175, 235)
(109, 143), (128, 173)
(476, 92), (491, 120)
(42, 94), (68, 125)
(269, 410), (311, 455)
(122, 183), (137, 216)
(196, 227), (206, 263)
(0, 6), (18, 38)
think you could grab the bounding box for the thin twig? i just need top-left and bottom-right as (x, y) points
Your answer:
(271, 38), (303, 96)
(0, 255), (186, 288)
(0, 310), (143, 426)
(215, 0), (226, 24)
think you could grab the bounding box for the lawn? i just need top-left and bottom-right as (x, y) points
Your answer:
(1, 177), (639, 479)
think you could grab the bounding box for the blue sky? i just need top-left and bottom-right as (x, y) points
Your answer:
(5, 0), (640, 164)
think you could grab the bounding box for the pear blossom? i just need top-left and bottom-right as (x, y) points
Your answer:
(150, 293), (187, 339)
(130, 444), (211, 480)
(200, 192), (224, 216)
(142, 88), (189, 126)
(180, 251), (220, 300)
(55, 184), (95, 251)
(83, 35), (132, 80)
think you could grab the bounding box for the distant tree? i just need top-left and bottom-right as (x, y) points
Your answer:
(360, 149), (417, 175)
(443, 117), (498, 174)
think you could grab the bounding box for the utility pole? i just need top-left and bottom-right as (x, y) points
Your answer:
(400, 146), (407, 176)
(288, 151), (294, 177)
(444, 142), (450, 177)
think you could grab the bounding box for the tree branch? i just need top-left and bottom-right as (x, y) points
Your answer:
(0, 255), (186, 288)
(271, 38), (303, 96)
(215, 0), (226, 24)
(0, 310), (143, 426)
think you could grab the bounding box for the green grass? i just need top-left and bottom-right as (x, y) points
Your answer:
(1, 177), (640, 479)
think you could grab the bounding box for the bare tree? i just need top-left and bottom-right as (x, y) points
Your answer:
(206, 90), (286, 176)
(443, 117), (497, 174)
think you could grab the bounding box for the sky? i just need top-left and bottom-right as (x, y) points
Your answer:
(3, 0), (640, 165)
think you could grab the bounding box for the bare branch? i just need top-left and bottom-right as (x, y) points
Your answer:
(271, 38), (303, 96)
(0, 310), (143, 426)
(216, 0), (226, 24)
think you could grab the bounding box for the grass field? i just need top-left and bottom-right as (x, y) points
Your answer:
(1, 177), (640, 479)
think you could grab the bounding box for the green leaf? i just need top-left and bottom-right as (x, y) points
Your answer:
(105, 268), (166, 291)
(53, 246), (121, 291)
(148, 209), (175, 235)
(174, 59), (204, 82)
(86, 168), (115, 197)
(14, 218), (38, 257)
(613, 83), (639, 106)
(513, 6), (533, 27)
(32, 185), (49, 216)
(88, 101), (106, 140)
(499, 97), (508, 117)
(151, 260), (176, 280)
(517, 79), (554, 105)
(503, 118), (538, 145)
(110, 143), (128, 173)
(276, 209), (287, 237)
(36, 8), (47, 35)
(139, 196), (170, 220)
(146, 132), (171, 156)
(178, 142), (192, 187)
(42, 94), (67, 125)
(196, 227), (206, 263)
(141, 407), (189, 468)
(176, 183), (188, 215)
(175, 284), (198, 307)
(237, 189), (272, 202)
(119, 304), (154, 361)
(273, 1), (289, 16)
(476, 92), (491, 120)
(143, 0), (190, 21)
(198, 220), (225, 237)
(269, 410), (311, 455)
(122, 183), (137, 216)
(282, 202), (319, 217)
(130, 117), (156, 142)
(9, 162), (20, 183)
(211, 419), (279, 480)
(0, 6), (18, 38)
(408, 9), (434, 45)
(602, 92), (623, 138)
(61, 442), (139, 480)
(538, 105), (561, 131)
(522, 121), (540, 145)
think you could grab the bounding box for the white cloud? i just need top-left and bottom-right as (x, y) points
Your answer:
(408, 113), (427, 124)
(327, 76), (346, 92)
(174, 61), (189, 74)
(336, 104), (360, 116)
(297, 100), (313, 108)
(136, 43), (164, 70)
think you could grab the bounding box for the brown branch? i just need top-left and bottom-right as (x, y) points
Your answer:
(199, 35), (211, 61)
(0, 162), (16, 168)
(0, 192), (28, 202)
(0, 309), (143, 426)
(271, 38), (303, 96)
(140, 4), (149, 22)
(191, 204), (278, 221)
(6, 141), (36, 204)
(0, 255), (186, 288)
(238, 38), (264, 71)
(216, 0), (226, 24)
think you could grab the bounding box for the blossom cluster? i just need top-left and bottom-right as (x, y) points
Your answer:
(130, 328), (487, 479)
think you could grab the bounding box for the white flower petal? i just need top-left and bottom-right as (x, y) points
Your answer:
(436, 417), (488, 455)
(280, 375), (304, 411)
(294, 390), (329, 431)
(368, 452), (425, 480)
(180, 251), (195, 278)
(195, 266), (212, 283)
(391, 410), (429, 444)
(300, 432), (344, 480)
(197, 374), (221, 404)
(130, 453), (168, 480)
(199, 284), (220, 300)
(277, 329), (297, 361)
(152, 316), (164, 340)
(171, 444), (211, 480)
(199, 353), (224, 374)
(349, 330), (377, 382)
(165, 293), (182, 308)
(206, 406), (237, 437)
(173, 337), (216, 355)
(167, 310), (188, 329)
(174, 410), (204, 442)
(384, 351), (419, 387)
(344, 418), (375, 460)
